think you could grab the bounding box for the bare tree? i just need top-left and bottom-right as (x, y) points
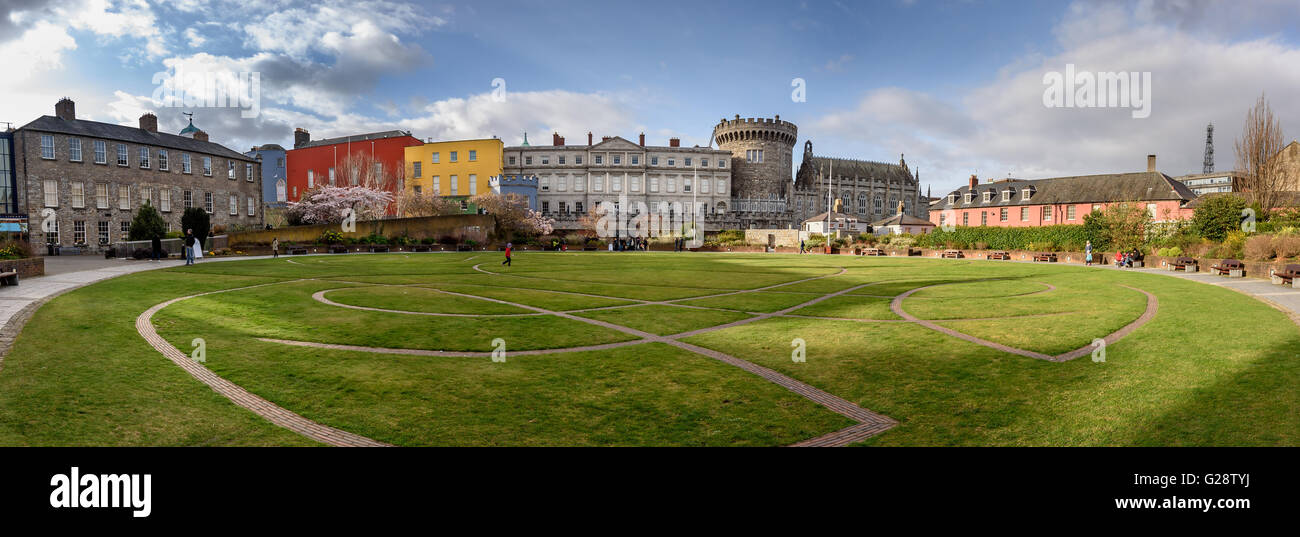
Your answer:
(395, 189), (461, 217)
(1235, 93), (1289, 212)
(335, 152), (405, 217)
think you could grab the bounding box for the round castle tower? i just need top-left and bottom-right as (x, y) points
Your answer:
(712, 115), (798, 201)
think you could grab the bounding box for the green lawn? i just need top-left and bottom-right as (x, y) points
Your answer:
(1, 251), (1297, 446)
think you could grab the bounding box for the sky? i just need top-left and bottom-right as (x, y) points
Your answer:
(2, 0), (1299, 195)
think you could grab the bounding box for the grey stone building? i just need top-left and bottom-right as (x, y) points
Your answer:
(503, 132), (734, 233)
(712, 115), (798, 228)
(15, 98), (262, 252)
(791, 142), (926, 226)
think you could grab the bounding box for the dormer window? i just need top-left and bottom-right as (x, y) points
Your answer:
(964, 192), (974, 204)
(1002, 189), (1012, 202)
(1021, 187), (1035, 201)
(982, 190), (992, 203)
(947, 193), (957, 204)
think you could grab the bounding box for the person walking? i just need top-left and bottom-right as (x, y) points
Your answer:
(183, 229), (196, 265)
(151, 235), (162, 262)
(799, 239), (805, 254)
(272, 237), (280, 258)
(1085, 240), (1093, 266)
(501, 242), (512, 266)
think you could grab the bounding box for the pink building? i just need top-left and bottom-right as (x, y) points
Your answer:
(928, 156), (1197, 228)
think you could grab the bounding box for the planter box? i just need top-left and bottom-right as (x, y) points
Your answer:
(288, 248), (308, 255)
(369, 245), (390, 253)
(413, 245), (432, 252)
(456, 245), (473, 252)
(329, 245), (348, 254)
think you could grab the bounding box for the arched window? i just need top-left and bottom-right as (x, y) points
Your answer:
(275, 178), (286, 202)
(716, 201), (727, 213)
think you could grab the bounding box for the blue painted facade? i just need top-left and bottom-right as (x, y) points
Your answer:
(490, 174), (538, 210)
(244, 144), (287, 207)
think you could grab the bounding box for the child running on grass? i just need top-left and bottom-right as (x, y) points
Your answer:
(502, 242), (512, 266)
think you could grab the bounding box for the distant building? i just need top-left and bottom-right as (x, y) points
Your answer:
(929, 155), (1198, 228)
(245, 144), (287, 207)
(15, 98), (261, 251)
(872, 212), (935, 235)
(285, 128), (420, 203)
(1271, 140), (1300, 191)
(1174, 171), (1242, 195)
(792, 142), (926, 226)
(489, 174), (537, 210)
(801, 211), (869, 235)
(403, 137), (504, 200)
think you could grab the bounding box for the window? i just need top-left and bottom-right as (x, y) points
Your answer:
(120, 221), (130, 236)
(94, 140), (106, 164)
(1042, 206), (1052, 222)
(469, 150), (476, 161)
(41, 135), (54, 159)
(247, 197), (255, 216)
(558, 155), (566, 165)
(118, 185), (130, 210)
(719, 159), (726, 168)
(964, 192), (974, 204)
(117, 144), (128, 166)
(525, 156), (532, 165)
(541, 201), (549, 214)
(1067, 205), (1077, 220)
(450, 151), (458, 162)
(1002, 189), (1011, 202)
(629, 176), (639, 192)
(540, 176), (550, 191)
(541, 156), (549, 165)
(613, 155), (621, 165)
(683, 178), (692, 193)
(1021, 188), (1033, 201)
(307, 170), (315, 188)
(139, 147), (150, 168)
(595, 155), (603, 164)
(650, 177), (659, 192)
(717, 180), (725, 194)
(651, 156), (659, 166)
(182, 154), (192, 173)
(575, 202), (583, 214)
(184, 190), (193, 209)
(432, 176), (440, 194)
(204, 192), (213, 213)
(159, 150), (168, 171)
(276, 157), (284, 167)
(44, 179), (59, 207)
(507, 155), (513, 165)
(432, 152), (440, 163)
(574, 155), (582, 165)
(667, 178), (676, 193)
(246, 163), (253, 182)
(685, 157), (692, 167)
(593, 176), (603, 191)
(573, 175), (584, 192)
(1000, 208), (1008, 222)
(631, 156), (639, 165)
(228, 160), (235, 179)
(47, 219), (59, 243)
(939, 213), (947, 226)
(74, 221), (85, 244)
(469, 174), (477, 195)
(982, 190), (991, 202)
(667, 158), (675, 166)
(1021, 207), (1029, 221)
(203, 157), (212, 176)
(69, 138), (82, 161)
(947, 194), (957, 204)
(962, 212), (969, 226)
(142, 186), (151, 206)
(612, 176), (622, 192)
(72, 182), (85, 208)
(450, 175), (458, 195)
(413, 161), (422, 177)
(98, 221), (109, 245)
(700, 178), (709, 194)
(230, 194), (239, 215)
(329, 167), (336, 186)
(557, 176), (566, 191)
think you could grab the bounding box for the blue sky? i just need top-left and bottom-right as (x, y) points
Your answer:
(4, 0), (1300, 194)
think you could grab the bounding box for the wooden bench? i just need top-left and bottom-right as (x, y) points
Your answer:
(369, 245), (390, 253)
(413, 245), (432, 252)
(1273, 264), (1300, 286)
(986, 251), (1011, 260)
(1033, 252), (1058, 262)
(329, 245), (349, 254)
(0, 265), (18, 286)
(940, 250), (964, 259)
(1169, 256), (1198, 272)
(862, 248), (886, 256)
(1211, 259), (1245, 278)
(288, 247), (308, 255)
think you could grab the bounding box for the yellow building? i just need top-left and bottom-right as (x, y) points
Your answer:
(403, 138), (503, 198)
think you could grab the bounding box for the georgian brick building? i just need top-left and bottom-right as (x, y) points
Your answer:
(15, 98), (262, 251)
(928, 156), (1198, 228)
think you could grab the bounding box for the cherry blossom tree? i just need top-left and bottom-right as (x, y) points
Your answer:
(471, 192), (555, 238)
(285, 185), (394, 225)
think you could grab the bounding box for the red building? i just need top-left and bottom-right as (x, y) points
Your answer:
(284, 128), (422, 203)
(929, 155), (1198, 228)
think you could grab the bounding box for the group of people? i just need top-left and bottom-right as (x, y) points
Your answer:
(1114, 248), (1145, 268)
(147, 228), (204, 265)
(613, 238), (647, 251)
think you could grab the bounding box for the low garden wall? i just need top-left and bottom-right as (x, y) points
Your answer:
(2, 257), (45, 278)
(228, 214), (497, 246)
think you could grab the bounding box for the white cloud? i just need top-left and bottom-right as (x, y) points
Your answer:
(183, 27), (205, 48)
(810, 0), (1300, 194)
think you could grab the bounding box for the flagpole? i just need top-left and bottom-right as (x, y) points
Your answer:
(825, 159), (833, 254)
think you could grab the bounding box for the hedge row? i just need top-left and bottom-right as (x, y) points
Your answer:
(916, 224), (1096, 251)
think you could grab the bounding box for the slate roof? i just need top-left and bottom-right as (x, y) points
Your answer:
(294, 130), (414, 150)
(929, 171), (1198, 211)
(873, 213), (935, 227)
(802, 211), (859, 224)
(19, 115), (255, 162)
(795, 155), (914, 189)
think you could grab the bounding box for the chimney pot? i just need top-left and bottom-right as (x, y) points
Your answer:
(639, 132), (645, 146)
(294, 128), (310, 149)
(194, 130), (209, 142)
(553, 132), (564, 146)
(669, 137), (680, 148)
(587, 132), (593, 146)
(1147, 154), (1157, 172)
(969, 174), (978, 190)
(55, 98), (76, 121)
(138, 112), (158, 133)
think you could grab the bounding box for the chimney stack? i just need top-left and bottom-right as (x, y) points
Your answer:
(194, 130), (209, 142)
(669, 137), (680, 148)
(552, 132), (565, 146)
(602, 136), (612, 142)
(587, 132), (593, 146)
(294, 128), (310, 149)
(969, 174), (978, 190)
(139, 112), (158, 133)
(1147, 154), (1157, 172)
(55, 98), (75, 121)
(639, 133), (645, 146)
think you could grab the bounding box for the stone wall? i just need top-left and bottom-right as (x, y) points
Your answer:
(228, 214), (496, 245)
(15, 129), (262, 253)
(744, 229), (800, 247)
(1, 257), (44, 278)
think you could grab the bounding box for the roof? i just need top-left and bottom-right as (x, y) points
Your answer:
(250, 143), (285, 152)
(504, 135), (729, 153)
(293, 130), (415, 150)
(930, 171), (1198, 211)
(873, 213), (935, 227)
(795, 149), (914, 190)
(19, 115), (254, 161)
(802, 211), (859, 224)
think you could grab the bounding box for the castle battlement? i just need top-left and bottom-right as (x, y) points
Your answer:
(712, 114), (798, 136)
